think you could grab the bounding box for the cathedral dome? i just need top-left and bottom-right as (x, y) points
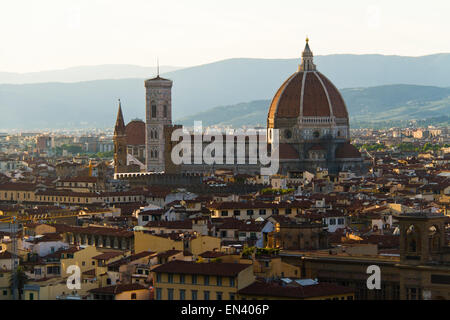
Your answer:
(125, 119), (145, 146)
(268, 39), (348, 123)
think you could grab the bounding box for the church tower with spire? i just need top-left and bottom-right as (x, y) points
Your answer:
(114, 99), (128, 174)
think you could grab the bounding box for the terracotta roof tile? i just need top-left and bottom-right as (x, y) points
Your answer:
(152, 260), (251, 276)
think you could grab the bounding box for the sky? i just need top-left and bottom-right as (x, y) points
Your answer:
(0, 0), (449, 73)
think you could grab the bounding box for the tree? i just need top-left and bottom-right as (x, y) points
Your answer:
(10, 266), (29, 300)
(241, 246), (255, 259)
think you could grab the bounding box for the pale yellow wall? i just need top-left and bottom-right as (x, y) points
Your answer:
(190, 236), (221, 256)
(153, 265), (254, 300)
(34, 224), (57, 235)
(0, 190), (35, 202)
(134, 232), (183, 254)
(24, 280), (99, 300)
(134, 233), (221, 256)
(61, 246), (102, 274)
(236, 266), (255, 290)
(254, 258), (301, 278)
(115, 288), (150, 300)
(0, 272), (12, 300)
(212, 207), (296, 219)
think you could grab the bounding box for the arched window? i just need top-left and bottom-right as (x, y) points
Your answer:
(406, 225), (420, 253)
(150, 130), (154, 139)
(163, 104), (168, 118)
(151, 102), (157, 118)
(429, 225), (440, 253)
(409, 239), (417, 252)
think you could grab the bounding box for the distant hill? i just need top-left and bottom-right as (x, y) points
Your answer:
(178, 85), (450, 127)
(164, 53), (450, 119)
(2, 54), (450, 129)
(0, 79), (145, 129)
(0, 65), (181, 84)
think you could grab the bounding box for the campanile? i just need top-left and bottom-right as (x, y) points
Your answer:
(144, 74), (173, 172)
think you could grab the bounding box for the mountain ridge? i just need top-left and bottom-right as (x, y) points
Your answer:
(177, 84), (450, 127)
(2, 54), (450, 129)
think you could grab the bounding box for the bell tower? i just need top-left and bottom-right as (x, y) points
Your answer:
(145, 71), (173, 172)
(396, 212), (447, 265)
(395, 212), (450, 300)
(114, 99), (128, 174)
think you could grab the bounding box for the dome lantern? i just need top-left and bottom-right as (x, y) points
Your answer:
(299, 38), (316, 72)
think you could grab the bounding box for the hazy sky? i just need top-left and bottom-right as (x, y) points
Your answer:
(1, 0), (449, 73)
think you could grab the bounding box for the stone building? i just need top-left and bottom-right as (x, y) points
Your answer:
(280, 212), (450, 300)
(266, 215), (328, 250)
(113, 101), (148, 173)
(145, 75), (173, 172)
(267, 38), (363, 174)
(63, 226), (134, 251)
(396, 212), (450, 300)
(114, 39), (364, 176)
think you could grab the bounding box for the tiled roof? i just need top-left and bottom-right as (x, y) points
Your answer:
(59, 176), (98, 183)
(145, 220), (192, 230)
(156, 250), (182, 258)
(92, 252), (124, 260)
(89, 283), (147, 295)
(107, 251), (156, 268)
(238, 279), (354, 299)
(27, 233), (63, 244)
(63, 226), (134, 238)
(216, 218), (266, 232)
(82, 269), (96, 276)
(268, 71), (348, 120)
(279, 143), (299, 160)
(198, 251), (227, 258)
(0, 183), (37, 191)
(152, 260), (251, 276)
(335, 142), (361, 159)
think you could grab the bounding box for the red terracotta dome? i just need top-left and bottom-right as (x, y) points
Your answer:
(268, 39), (348, 122)
(335, 142), (361, 159)
(268, 71), (348, 120)
(125, 120), (145, 146)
